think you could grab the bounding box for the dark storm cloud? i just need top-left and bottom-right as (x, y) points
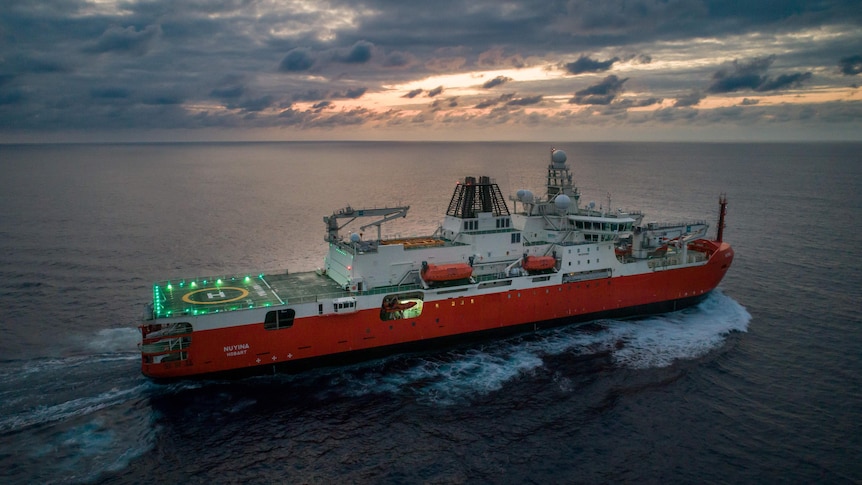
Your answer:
(342, 87), (368, 99)
(83, 25), (161, 56)
(141, 93), (185, 105)
(403, 89), (423, 98)
(563, 55), (619, 75)
(708, 56), (812, 93)
(90, 87), (132, 99)
(279, 48), (316, 72)
(2, 55), (69, 74)
(336, 41), (374, 63)
(231, 95), (274, 112)
(482, 76), (512, 89)
(210, 85), (245, 99)
(674, 91), (705, 107)
(839, 55), (862, 75)
(569, 75), (628, 105)
(0, 90), (25, 106)
(0, 0), (860, 137)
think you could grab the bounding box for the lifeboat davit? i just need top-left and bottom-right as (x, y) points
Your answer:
(522, 256), (556, 271)
(421, 262), (473, 282)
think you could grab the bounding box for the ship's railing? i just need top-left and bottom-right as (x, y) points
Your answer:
(459, 228), (517, 236)
(644, 220), (708, 230)
(647, 251), (708, 270)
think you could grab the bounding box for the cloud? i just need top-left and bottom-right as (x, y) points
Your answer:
(674, 91), (705, 107)
(430, 97), (459, 111)
(279, 48), (315, 72)
(90, 87), (132, 99)
(615, 97), (662, 108)
(341, 87), (368, 99)
(506, 95), (543, 106)
(311, 101), (332, 111)
(210, 85), (244, 99)
(569, 75), (628, 105)
(756, 72), (812, 91)
(477, 47), (525, 68)
(292, 87), (368, 101)
(475, 93), (516, 109)
(839, 55), (862, 75)
(563, 55), (619, 75)
(708, 55), (812, 93)
(427, 86), (444, 97)
(0, 90), (24, 105)
(336, 41), (374, 63)
(229, 95), (275, 112)
(482, 76), (512, 89)
(383, 51), (413, 68)
(0, 0), (860, 139)
(84, 25), (161, 56)
(741, 98), (760, 105)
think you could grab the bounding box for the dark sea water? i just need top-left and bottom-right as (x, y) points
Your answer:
(0, 141), (860, 484)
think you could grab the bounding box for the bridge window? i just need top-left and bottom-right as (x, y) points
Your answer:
(511, 233), (521, 244)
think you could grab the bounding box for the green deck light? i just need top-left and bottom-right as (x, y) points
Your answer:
(166, 283), (173, 290)
(244, 276), (251, 282)
(191, 281), (197, 288)
(217, 278), (223, 285)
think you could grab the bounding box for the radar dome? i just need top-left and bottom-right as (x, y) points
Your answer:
(516, 189), (526, 199)
(350, 233), (361, 243)
(554, 194), (571, 211)
(551, 149), (567, 167)
(519, 190), (534, 203)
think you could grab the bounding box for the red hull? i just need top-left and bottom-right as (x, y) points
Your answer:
(142, 243), (733, 379)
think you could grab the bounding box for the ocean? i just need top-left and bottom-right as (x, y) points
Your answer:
(0, 141), (859, 484)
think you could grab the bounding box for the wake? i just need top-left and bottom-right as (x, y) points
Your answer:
(328, 290), (750, 404)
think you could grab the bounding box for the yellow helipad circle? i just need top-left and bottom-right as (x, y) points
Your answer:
(182, 286), (250, 305)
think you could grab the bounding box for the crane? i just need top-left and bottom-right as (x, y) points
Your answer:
(324, 205), (410, 242)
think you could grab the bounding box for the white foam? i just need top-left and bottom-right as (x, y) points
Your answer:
(0, 382), (152, 433)
(86, 327), (141, 353)
(331, 291), (750, 404)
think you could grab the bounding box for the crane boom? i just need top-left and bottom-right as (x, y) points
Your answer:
(324, 205), (410, 242)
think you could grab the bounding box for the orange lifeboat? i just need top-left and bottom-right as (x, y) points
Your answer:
(522, 256), (556, 271)
(421, 262), (473, 282)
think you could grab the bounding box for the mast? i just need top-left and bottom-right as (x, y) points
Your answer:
(716, 194), (728, 242)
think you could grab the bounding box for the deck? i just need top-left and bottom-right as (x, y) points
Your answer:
(152, 270), (349, 319)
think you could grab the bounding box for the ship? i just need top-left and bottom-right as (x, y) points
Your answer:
(139, 148), (733, 380)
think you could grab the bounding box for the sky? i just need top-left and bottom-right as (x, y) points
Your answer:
(1, 0), (861, 142)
